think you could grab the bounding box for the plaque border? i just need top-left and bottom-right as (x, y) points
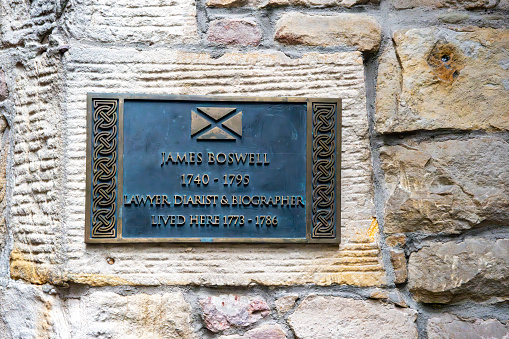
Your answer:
(85, 93), (341, 244)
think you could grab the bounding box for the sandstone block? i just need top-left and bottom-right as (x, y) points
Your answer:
(376, 27), (509, 133)
(408, 238), (509, 303)
(275, 13), (381, 52)
(219, 324), (287, 339)
(207, 19), (261, 46)
(274, 294), (299, 314)
(11, 47), (381, 287)
(207, 0), (377, 8)
(389, 0), (498, 9)
(68, 291), (195, 338)
(288, 295), (418, 338)
(390, 249), (407, 284)
(428, 313), (509, 339)
(381, 137), (509, 234)
(200, 295), (270, 333)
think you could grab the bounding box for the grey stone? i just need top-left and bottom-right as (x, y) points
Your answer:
(207, 19), (262, 46)
(389, 0), (498, 9)
(408, 238), (509, 303)
(428, 313), (509, 339)
(288, 295), (418, 338)
(381, 137), (509, 234)
(200, 295), (270, 333)
(0, 70), (8, 101)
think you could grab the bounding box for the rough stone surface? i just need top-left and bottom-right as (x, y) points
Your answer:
(207, 0), (377, 7)
(0, 282), (53, 338)
(408, 238), (509, 303)
(376, 27), (509, 133)
(200, 295), (270, 333)
(274, 294), (299, 314)
(61, 0), (198, 45)
(390, 249), (407, 284)
(68, 291), (195, 338)
(275, 13), (381, 52)
(0, 70), (8, 101)
(385, 234), (406, 248)
(428, 313), (509, 339)
(207, 19), (261, 46)
(381, 137), (509, 234)
(10, 48), (381, 287)
(219, 324), (287, 339)
(389, 0), (499, 9)
(288, 296), (418, 338)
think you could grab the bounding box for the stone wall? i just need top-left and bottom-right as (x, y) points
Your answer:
(0, 0), (508, 338)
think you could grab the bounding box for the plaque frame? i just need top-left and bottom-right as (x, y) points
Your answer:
(85, 93), (341, 244)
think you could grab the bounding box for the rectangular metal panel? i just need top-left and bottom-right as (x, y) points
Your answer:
(85, 94), (341, 243)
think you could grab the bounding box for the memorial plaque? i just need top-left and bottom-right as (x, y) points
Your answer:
(85, 94), (341, 243)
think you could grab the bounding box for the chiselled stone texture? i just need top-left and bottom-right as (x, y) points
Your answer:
(60, 0), (198, 45)
(219, 325), (287, 339)
(288, 295), (418, 338)
(207, 0), (378, 7)
(381, 137), (509, 234)
(0, 0), (60, 46)
(428, 313), (509, 339)
(376, 27), (509, 133)
(67, 291), (195, 338)
(200, 295), (270, 333)
(207, 19), (262, 46)
(389, 0), (499, 9)
(7, 47), (383, 287)
(408, 238), (509, 303)
(275, 13), (381, 52)
(10, 54), (66, 285)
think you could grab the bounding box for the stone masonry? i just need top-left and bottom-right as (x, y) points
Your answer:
(0, 0), (508, 338)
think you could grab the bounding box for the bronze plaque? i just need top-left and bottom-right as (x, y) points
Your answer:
(85, 94), (341, 243)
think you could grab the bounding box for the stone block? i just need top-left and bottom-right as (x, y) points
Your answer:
(0, 283), (46, 338)
(381, 137), (509, 234)
(389, 0), (498, 9)
(219, 324), (287, 339)
(275, 13), (381, 52)
(207, 19), (261, 46)
(428, 313), (509, 339)
(390, 249), (407, 284)
(408, 238), (509, 303)
(274, 294), (299, 314)
(200, 295), (270, 333)
(10, 47), (382, 287)
(376, 27), (509, 133)
(207, 0), (377, 8)
(66, 291), (195, 338)
(288, 295), (418, 338)
(60, 0), (198, 45)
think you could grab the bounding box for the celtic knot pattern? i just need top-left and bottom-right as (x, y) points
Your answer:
(91, 99), (118, 238)
(312, 103), (337, 238)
